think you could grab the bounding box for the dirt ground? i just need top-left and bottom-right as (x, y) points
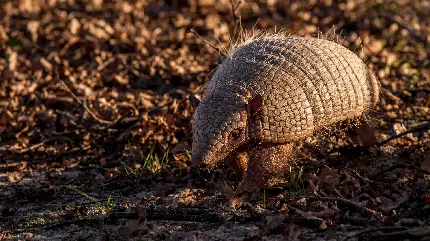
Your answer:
(1, 0), (430, 240)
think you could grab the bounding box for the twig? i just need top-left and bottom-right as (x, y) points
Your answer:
(0, 134), (78, 155)
(115, 121), (138, 142)
(405, 88), (430, 93)
(381, 87), (402, 101)
(229, 0), (241, 22)
(286, 196), (382, 218)
(322, 197), (381, 218)
(371, 163), (407, 180)
(288, 206), (327, 229)
(367, 226), (430, 240)
(17, 142), (45, 153)
(388, 205), (430, 222)
(340, 226), (407, 241)
(59, 79), (117, 125)
(0, 142), (46, 153)
(0, 162), (24, 172)
(382, 117), (430, 123)
(380, 11), (428, 45)
(229, 0), (242, 39)
(377, 122), (430, 146)
(100, 109), (135, 130)
(371, 163), (430, 180)
(10, 206), (229, 234)
(352, 169), (374, 184)
(4, 205), (338, 235)
(187, 29), (226, 58)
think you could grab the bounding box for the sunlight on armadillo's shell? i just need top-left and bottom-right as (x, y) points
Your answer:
(192, 34), (380, 192)
(204, 35), (380, 144)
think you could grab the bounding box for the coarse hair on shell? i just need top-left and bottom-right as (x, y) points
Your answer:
(191, 27), (381, 192)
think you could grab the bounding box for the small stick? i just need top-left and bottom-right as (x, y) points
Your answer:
(187, 29), (226, 58)
(289, 206), (325, 222)
(405, 88), (430, 93)
(382, 117), (430, 122)
(59, 79), (117, 125)
(100, 109), (135, 131)
(229, 0), (241, 39)
(286, 196), (382, 218)
(0, 162), (25, 172)
(352, 169), (374, 184)
(287, 207), (328, 229)
(325, 196), (381, 218)
(367, 226), (430, 239)
(377, 122), (430, 147)
(380, 11), (428, 45)
(17, 142), (45, 153)
(371, 163), (430, 180)
(340, 226), (407, 241)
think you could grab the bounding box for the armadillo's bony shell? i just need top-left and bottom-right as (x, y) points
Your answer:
(203, 35), (380, 143)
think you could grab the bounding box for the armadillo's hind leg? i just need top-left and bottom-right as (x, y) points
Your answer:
(346, 118), (379, 147)
(236, 142), (295, 194)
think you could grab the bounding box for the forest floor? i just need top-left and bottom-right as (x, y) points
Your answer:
(1, 0), (430, 240)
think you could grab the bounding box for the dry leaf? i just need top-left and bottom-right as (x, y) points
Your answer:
(87, 20), (114, 39)
(421, 156), (430, 172)
(0, 25), (8, 43)
(27, 21), (40, 42)
(69, 18), (81, 35)
(366, 39), (384, 54)
(7, 49), (17, 71)
(40, 57), (52, 71)
(19, 0), (41, 13)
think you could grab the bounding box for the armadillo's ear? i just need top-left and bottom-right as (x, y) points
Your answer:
(249, 94), (262, 116)
(189, 94), (201, 107)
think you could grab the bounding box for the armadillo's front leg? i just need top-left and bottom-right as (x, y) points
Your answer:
(236, 142), (294, 194)
(229, 151), (249, 175)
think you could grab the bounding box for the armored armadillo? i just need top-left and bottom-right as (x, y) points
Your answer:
(191, 34), (380, 193)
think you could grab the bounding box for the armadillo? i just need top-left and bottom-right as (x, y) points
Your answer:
(191, 34), (380, 193)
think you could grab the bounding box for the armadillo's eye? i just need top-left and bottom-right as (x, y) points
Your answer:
(230, 129), (241, 140)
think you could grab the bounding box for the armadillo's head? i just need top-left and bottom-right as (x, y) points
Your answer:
(191, 85), (262, 167)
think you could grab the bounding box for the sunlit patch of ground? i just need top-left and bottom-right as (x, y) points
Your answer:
(1, 0), (429, 240)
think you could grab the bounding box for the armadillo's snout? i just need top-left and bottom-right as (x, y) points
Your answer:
(191, 147), (214, 166)
(191, 133), (216, 166)
(191, 131), (232, 167)
(191, 145), (216, 167)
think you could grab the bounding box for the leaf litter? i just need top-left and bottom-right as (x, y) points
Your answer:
(0, 0), (430, 240)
